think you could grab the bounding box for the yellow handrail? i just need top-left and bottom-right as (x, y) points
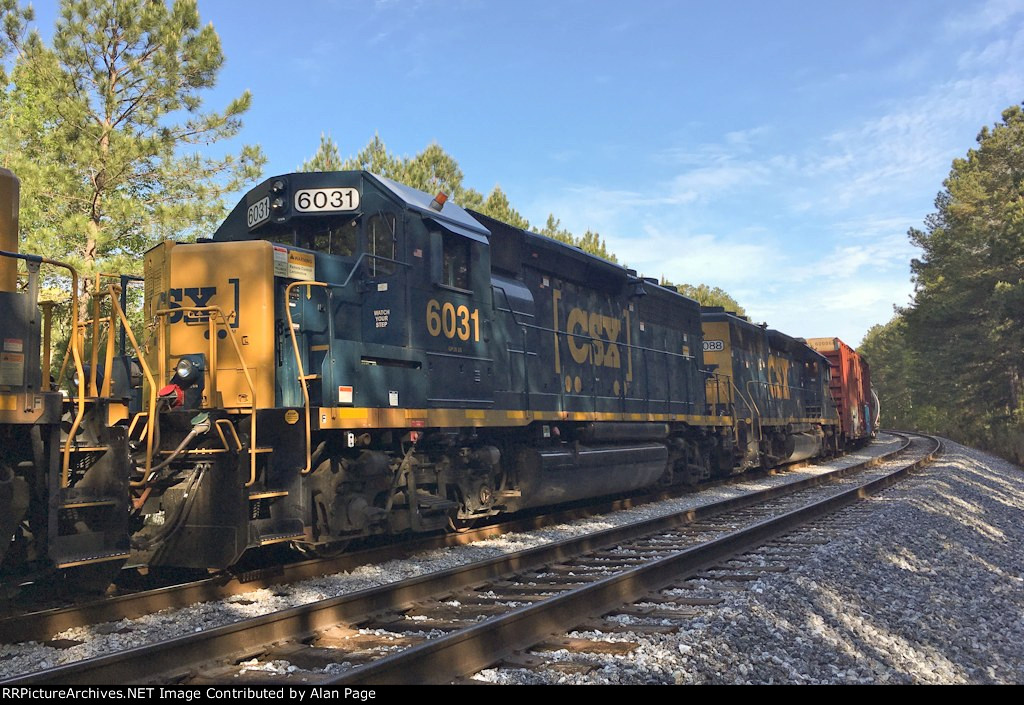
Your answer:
(39, 259), (85, 488)
(215, 418), (243, 452)
(88, 278), (102, 396)
(153, 305), (259, 487)
(284, 280), (327, 475)
(103, 284), (159, 483)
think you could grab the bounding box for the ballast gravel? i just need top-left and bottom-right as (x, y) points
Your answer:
(0, 433), (981, 683)
(473, 441), (1024, 684)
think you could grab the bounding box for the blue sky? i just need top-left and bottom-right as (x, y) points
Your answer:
(33, 0), (1024, 345)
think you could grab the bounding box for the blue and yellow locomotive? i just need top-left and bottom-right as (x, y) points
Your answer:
(1, 170), (848, 588)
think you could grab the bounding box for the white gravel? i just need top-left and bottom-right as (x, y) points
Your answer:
(0, 435), (900, 679)
(473, 440), (1024, 684)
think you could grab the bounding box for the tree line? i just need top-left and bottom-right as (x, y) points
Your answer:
(0, 0), (263, 295)
(0, 1), (747, 331)
(300, 132), (621, 263)
(860, 104), (1023, 464)
(301, 132), (747, 313)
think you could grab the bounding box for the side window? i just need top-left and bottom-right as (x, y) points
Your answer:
(368, 213), (396, 276)
(442, 231), (470, 290)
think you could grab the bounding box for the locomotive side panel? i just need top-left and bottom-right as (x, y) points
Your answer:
(478, 211), (711, 425)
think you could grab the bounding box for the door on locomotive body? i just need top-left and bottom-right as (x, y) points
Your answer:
(279, 215), (361, 410)
(345, 193), (416, 410)
(413, 218), (495, 411)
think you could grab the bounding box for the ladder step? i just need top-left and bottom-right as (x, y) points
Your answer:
(61, 500), (118, 509)
(158, 447), (227, 455)
(55, 550), (129, 569)
(250, 447), (274, 454)
(258, 532), (305, 546)
(415, 491), (459, 513)
(249, 491), (288, 500)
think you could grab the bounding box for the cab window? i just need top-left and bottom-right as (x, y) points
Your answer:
(268, 230), (296, 247)
(368, 213), (396, 276)
(442, 231), (470, 290)
(311, 219), (357, 256)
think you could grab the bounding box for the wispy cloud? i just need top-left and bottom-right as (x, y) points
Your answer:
(944, 0), (1024, 35)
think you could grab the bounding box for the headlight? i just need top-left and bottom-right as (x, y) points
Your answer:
(175, 358), (196, 380)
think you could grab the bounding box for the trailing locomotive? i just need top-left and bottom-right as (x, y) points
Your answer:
(0, 169), (868, 590)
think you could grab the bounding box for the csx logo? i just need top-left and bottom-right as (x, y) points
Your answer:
(167, 278), (240, 328)
(566, 307), (622, 369)
(766, 355), (791, 399)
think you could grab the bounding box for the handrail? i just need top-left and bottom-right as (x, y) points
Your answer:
(76, 314), (111, 396)
(735, 379), (762, 445)
(215, 418), (243, 452)
(745, 378), (822, 421)
(20, 255), (83, 488)
(703, 370), (732, 410)
(340, 251), (410, 290)
(105, 284), (159, 483)
(88, 276), (102, 396)
(153, 305), (259, 487)
(282, 270), (392, 475)
(284, 280), (329, 475)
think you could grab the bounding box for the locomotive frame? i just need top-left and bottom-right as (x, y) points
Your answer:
(0, 169), (877, 590)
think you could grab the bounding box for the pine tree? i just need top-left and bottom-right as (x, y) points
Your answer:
(339, 133), (403, 180)
(0, 0), (265, 287)
(539, 214), (617, 263)
(300, 133), (342, 172)
(306, 134), (626, 264)
(478, 186), (530, 230)
(662, 279), (745, 315)
(903, 103), (1024, 459)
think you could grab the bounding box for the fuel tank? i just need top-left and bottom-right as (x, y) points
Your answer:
(513, 442), (668, 509)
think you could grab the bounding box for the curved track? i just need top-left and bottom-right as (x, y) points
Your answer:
(0, 439), (892, 644)
(2, 433), (939, 685)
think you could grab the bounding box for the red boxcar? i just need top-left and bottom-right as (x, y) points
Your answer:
(806, 337), (877, 444)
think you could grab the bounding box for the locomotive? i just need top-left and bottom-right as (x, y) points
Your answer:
(0, 169), (877, 591)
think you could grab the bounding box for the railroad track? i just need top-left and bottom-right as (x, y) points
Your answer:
(0, 437), (895, 644)
(3, 432), (939, 685)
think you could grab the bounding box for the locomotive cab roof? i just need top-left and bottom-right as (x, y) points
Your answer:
(213, 170), (490, 244)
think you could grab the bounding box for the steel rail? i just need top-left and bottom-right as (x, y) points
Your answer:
(329, 434), (942, 685)
(0, 435), (902, 644)
(1, 434), (924, 685)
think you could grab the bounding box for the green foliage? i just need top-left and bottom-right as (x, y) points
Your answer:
(0, 0), (32, 77)
(897, 103), (1024, 463)
(302, 135), (752, 306)
(0, 0), (265, 285)
(661, 278), (745, 315)
(538, 214), (618, 263)
(304, 135), (628, 263)
(300, 133), (342, 172)
(858, 316), (920, 432)
(479, 186), (529, 230)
